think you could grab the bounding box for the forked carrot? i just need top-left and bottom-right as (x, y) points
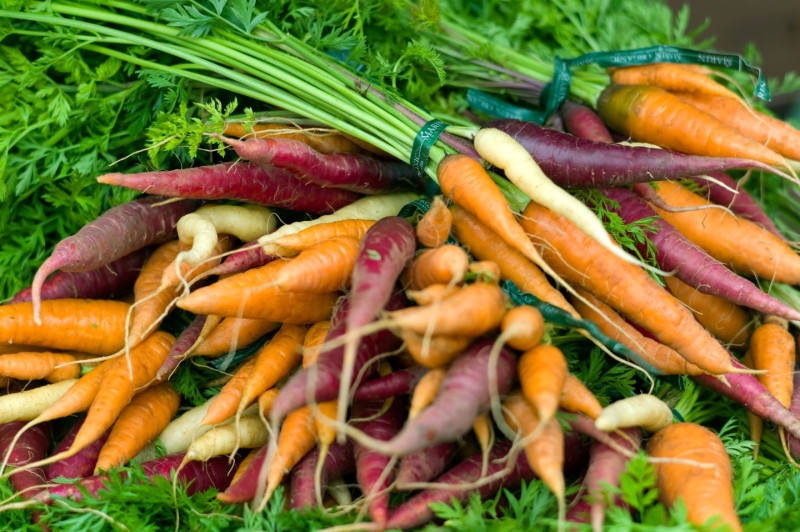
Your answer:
(201, 358), (256, 427)
(560, 374), (603, 420)
(194, 318), (279, 357)
(416, 197), (452, 248)
(402, 245), (469, 291)
(302, 321), (332, 369)
(518, 345), (567, 425)
(610, 63), (742, 100)
(408, 367), (447, 420)
(274, 220), (376, 252)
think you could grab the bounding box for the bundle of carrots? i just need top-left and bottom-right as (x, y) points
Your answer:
(2, 52), (800, 532)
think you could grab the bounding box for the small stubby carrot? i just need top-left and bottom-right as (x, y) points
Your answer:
(237, 324), (306, 417)
(569, 289), (704, 376)
(416, 197), (452, 248)
(263, 406), (316, 502)
(271, 237), (361, 293)
(449, 205), (577, 316)
(652, 181), (800, 284)
(222, 123), (362, 154)
(498, 305), (545, 352)
(94, 382), (180, 472)
(664, 276), (752, 349)
(750, 317), (795, 410)
(201, 358), (256, 427)
(405, 284), (459, 306)
(519, 345), (567, 425)
(0, 352), (92, 383)
(274, 220), (376, 254)
(194, 318), (279, 358)
(520, 200), (740, 376)
(409, 367), (447, 420)
(610, 63), (742, 100)
(468, 261), (501, 284)
(302, 321), (332, 369)
(674, 92), (800, 161)
(0, 300), (130, 356)
(402, 245), (470, 291)
(402, 330), (473, 368)
(176, 259), (340, 323)
(595, 394), (673, 433)
(598, 84), (789, 170)
(561, 374), (603, 420)
(648, 423), (742, 532)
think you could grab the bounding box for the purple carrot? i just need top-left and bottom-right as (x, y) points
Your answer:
(31, 196), (199, 320)
(560, 101), (613, 143)
(1, 421), (51, 499)
(46, 416), (110, 481)
(486, 119), (784, 189)
(99, 162), (360, 215)
(12, 248), (149, 304)
(270, 292), (407, 423)
(387, 433), (587, 530)
(217, 445), (268, 504)
(208, 240), (277, 277)
(289, 441), (355, 510)
(395, 442), (458, 486)
(156, 316), (208, 380)
(689, 171), (784, 239)
(214, 136), (420, 194)
(600, 187), (800, 321)
(353, 366), (427, 401)
(378, 340), (516, 456)
(35, 452), (237, 504)
(786, 373), (800, 459)
(352, 397), (405, 528)
(693, 357), (800, 440)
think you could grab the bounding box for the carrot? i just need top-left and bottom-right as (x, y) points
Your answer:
(409, 367), (447, 420)
(652, 181), (800, 284)
(159, 235), (237, 291)
(498, 305), (545, 352)
(664, 276), (752, 349)
(46, 416), (110, 482)
(237, 324), (306, 417)
(184, 415), (268, 463)
(674, 92), (800, 161)
(597, 84), (789, 170)
(0, 379), (78, 425)
(263, 406), (316, 502)
(194, 318), (278, 358)
(201, 358), (256, 427)
(518, 344), (567, 425)
(405, 283), (459, 306)
(231, 448), (259, 486)
(222, 122), (362, 154)
(560, 100), (614, 143)
(395, 442), (458, 488)
(520, 200), (740, 375)
(741, 350), (763, 459)
(156, 315), (213, 380)
(274, 220), (376, 252)
(302, 321), (332, 369)
(569, 289), (704, 376)
(402, 330), (474, 368)
(271, 237), (361, 293)
(595, 394), (673, 433)
(287, 442), (355, 509)
(94, 382), (180, 472)
(313, 400), (338, 453)
(416, 196), (452, 248)
(468, 261), (501, 284)
(561, 374), (603, 420)
(258, 388), (280, 417)
(402, 245), (469, 291)
(647, 423), (742, 532)
(353, 366), (427, 401)
(0, 420), (51, 500)
(611, 63), (742, 100)
(209, 240), (278, 278)
(176, 259), (340, 323)
(449, 205), (577, 316)
(0, 352), (91, 383)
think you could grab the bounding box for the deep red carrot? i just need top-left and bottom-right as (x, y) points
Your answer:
(13, 248), (149, 304)
(353, 366), (427, 401)
(270, 292), (407, 423)
(486, 119), (781, 188)
(378, 339), (516, 456)
(1, 421), (51, 498)
(46, 416), (110, 481)
(352, 397), (405, 527)
(156, 316), (208, 380)
(31, 197), (199, 321)
(600, 187), (800, 321)
(560, 101), (614, 143)
(99, 162), (360, 215)
(688, 172), (784, 239)
(786, 373), (800, 459)
(289, 441), (355, 510)
(395, 442), (458, 486)
(213, 136), (420, 194)
(208, 241), (278, 278)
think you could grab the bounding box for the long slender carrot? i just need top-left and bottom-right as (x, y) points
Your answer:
(271, 237), (361, 293)
(302, 321), (332, 369)
(274, 220), (376, 252)
(263, 406), (316, 502)
(409, 367), (447, 420)
(258, 388), (280, 417)
(194, 318), (278, 358)
(518, 345), (567, 425)
(598, 84), (788, 169)
(416, 197), (452, 248)
(0, 353), (90, 383)
(610, 63), (742, 100)
(94, 382), (180, 472)
(222, 123), (362, 154)
(560, 374), (603, 420)
(127, 241), (182, 348)
(201, 358), (256, 427)
(520, 200), (740, 376)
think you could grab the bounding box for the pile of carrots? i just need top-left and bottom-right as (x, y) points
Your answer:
(1, 61), (800, 532)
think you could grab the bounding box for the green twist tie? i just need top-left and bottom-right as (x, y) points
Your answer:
(467, 88), (546, 123)
(211, 332), (273, 372)
(410, 119), (448, 177)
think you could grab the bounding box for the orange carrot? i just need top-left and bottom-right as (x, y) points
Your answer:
(674, 92), (800, 161)
(0, 300), (130, 355)
(499, 306), (545, 352)
(652, 181), (800, 284)
(664, 276), (752, 349)
(569, 289), (704, 376)
(560, 374), (603, 419)
(313, 400), (338, 452)
(741, 350), (763, 459)
(258, 387), (280, 417)
(264, 405), (316, 500)
(408, 367), (446, 420)
(232, 448), (259, 485)
(0, 345), (50, 355)
(176, 260), (340, 323)
(0, 352), (92, 383)
(222, 123), (361, 154)
(302, 321), (332, 369)
(520, 200), (739, 375)
(449, 205), (578, 317)
(468, 261), (502, 284)
(272, 237), (361, 293)
(159, 235), (236, 290)
(402, 330), (473, 368)
(94, 382), (180, 472)
(127, 241), (182, 348)
(518, 345), (567, 425)
(402, 245), (469, 291)
(610, 63), (741, 100)
(405, 284), (459, 306)
(31, 360), (115, 425)
(416, 197), (452, 248)
(648, 423), (742, 532)
(597, 84), (788, 169)
(750, 317), (795, 409)
(194, 318), (279, 357)
(201, 358), (256, 427)
(274, 220), (376, 252)
(238, 324), (306, 416)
